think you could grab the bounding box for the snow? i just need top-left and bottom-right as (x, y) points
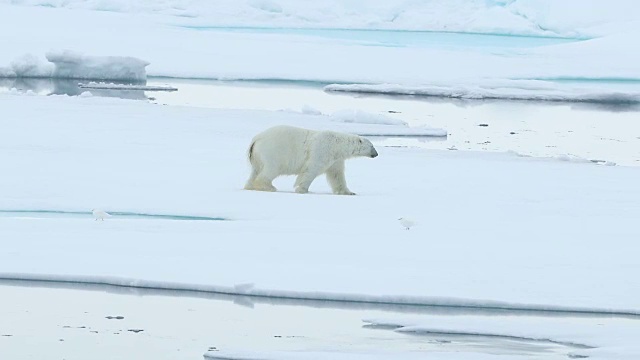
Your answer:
(0, 49), (149, 81)
(78, 82), (177, 91)
(330, 109), (407, 126)
(285, 108), (445, 136)
(324, 81), (640, 104)
(300, 104), (322, 115)
(204, 350), (501, 360)
(363, 316), (640, 360)
(46, 50), (149, 81)
(2, 0), (638, 37)
(8, 54), (53, 77)
(0, 93), (638, 316)
(0, 2), (638, 99)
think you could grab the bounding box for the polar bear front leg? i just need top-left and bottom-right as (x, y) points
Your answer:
(294, 171), (320, 194)
(294, 163), (325, 194)
(326, 160), (355, 195)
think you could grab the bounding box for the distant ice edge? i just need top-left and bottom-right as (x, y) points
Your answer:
(324, 83), (640, 104)
(0, 273), (637, 316)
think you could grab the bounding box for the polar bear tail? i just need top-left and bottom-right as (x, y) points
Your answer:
(248, 140), (256, 163)
(247, 140), (262, 172)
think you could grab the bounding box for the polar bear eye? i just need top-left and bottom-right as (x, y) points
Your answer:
(359, 139), (363, 144)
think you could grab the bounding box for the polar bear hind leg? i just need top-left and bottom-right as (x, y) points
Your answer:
(250, 166), (278, 192)
(244, 166), (259, 190)
(245, 168), (276, 192)
(245, 165), (278, 191)
(244, 142), (277, 192)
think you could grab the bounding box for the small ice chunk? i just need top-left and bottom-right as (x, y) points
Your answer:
(46, 50), (150, 81)
(301, 105), (322, 115)
(11, 54), (53, 77)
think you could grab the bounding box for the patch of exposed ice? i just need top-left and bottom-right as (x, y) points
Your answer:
(330, 109), (407, 126)
(324, 81), (640, 104)
(300, 104), (322, 115)
(0, 273), (637, 317)
(78, 82), (177, 91)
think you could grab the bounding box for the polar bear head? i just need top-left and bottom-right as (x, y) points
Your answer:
(353, 136), (378, 158)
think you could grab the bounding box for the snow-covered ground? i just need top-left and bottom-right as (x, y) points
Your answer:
(3, 0), (638, 37)
(1, 93), (638, 316)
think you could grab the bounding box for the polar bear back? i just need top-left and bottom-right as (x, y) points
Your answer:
(249, 125), (362, 176)
(250, 125), (315, 175)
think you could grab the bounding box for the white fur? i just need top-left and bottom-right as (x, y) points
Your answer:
(398, 217), (415, 230)
(92, 209), (111, 221)
(244, 125), (378, 195)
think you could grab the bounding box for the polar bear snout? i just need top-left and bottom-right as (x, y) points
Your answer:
(370, 149), (379, 158)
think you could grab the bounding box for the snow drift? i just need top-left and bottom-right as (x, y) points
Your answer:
(46, 50), (149, 81)
(324, 82), (640, 104)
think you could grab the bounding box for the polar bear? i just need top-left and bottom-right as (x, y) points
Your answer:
(244, 125), (378, 195)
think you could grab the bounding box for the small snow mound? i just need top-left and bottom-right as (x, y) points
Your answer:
(0, 66), (14, 77)
(248, 0), (283, 13)
(79, 91), (93, 98)
(330, 109), (407, 126)
(300, 105), (322, 115)
(9, 54), (53, 77)
(45, 50), (150, 81)
(555, 154), (591, 163)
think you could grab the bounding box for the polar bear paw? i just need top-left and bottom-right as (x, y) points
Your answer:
(248, 183), (277, 192)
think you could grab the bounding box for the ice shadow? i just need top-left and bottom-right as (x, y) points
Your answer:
(0, 209), (225, 221)
(0, 78), (149, 100)
(0, 278), (637, 320)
